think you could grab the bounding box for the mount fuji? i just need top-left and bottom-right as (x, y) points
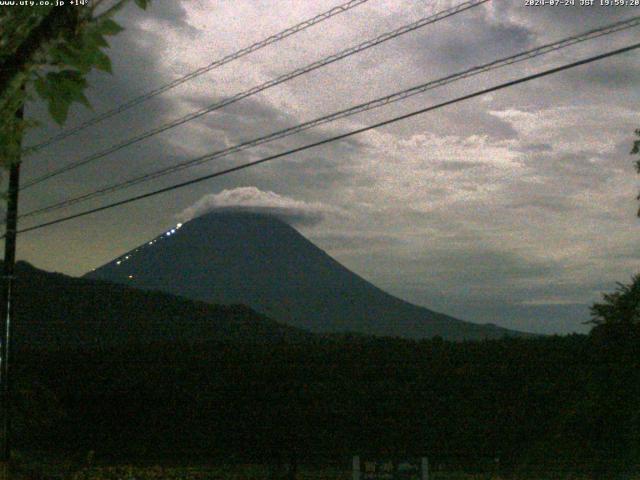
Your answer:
(85, 211), (524, 340)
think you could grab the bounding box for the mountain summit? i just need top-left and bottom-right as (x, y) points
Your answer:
(85, 211), (522, 340)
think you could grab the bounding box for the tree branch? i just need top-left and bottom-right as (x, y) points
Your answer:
(0, 7), (78, 97)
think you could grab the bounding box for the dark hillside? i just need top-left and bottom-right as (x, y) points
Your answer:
(3, 260), (313, 349)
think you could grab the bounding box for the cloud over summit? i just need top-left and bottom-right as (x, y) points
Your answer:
(178, 187), (335, 226)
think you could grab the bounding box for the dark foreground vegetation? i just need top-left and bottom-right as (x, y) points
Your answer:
(11, 324), (639, 479)
(3, 263), (639, 479)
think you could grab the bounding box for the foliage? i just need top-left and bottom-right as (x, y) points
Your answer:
(4, 264), (639, 478)
(589, 274), (640, 326)
(0, 0), (151, 169)
(632, 129), (640, 161)
(585, 277), (640, 479)
(13, 336), (599, 475)
(633, 129), (640, 216)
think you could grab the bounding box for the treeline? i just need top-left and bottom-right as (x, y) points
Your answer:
(12, 324), (640, 478)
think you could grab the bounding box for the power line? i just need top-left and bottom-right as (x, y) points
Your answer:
(19, 15), (640, 220)
(22, 0), (373, 154)
(13, 41), (640, 237)
(20, 0), (489, 190)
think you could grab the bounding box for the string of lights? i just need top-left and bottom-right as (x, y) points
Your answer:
(13, 41), (640, 237)
(20, 0), (489, 190)
(19, 15), (640, 220)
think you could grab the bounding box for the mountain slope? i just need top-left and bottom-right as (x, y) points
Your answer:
(85, 211), (523, 340)
(4, 261), (313, 349)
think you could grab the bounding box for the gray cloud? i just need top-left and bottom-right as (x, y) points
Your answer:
(564, 57), (640, 89)
(436, 160), (486, 171)
(409, 6), (533, 72)
(177, 186), (338, 226)
(15, 0), (640, 335)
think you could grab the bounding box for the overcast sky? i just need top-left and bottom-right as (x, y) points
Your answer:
(15, 0), (640, 334)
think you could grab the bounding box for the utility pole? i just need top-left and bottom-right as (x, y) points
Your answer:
(0, 106), (23, 480)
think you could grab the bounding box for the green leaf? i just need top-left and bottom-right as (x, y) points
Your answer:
(77, 91), (92, 110)
(49, 44), (93, 74)
(84, 27), (109, 49)
(134, 0), (150, 10)
(48, 95), (69, 124)
(93, 49), (112, 73)
(37, 70), (89, 124)
(97, 19), (124, 36)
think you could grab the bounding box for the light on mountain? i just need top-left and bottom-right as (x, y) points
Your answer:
(116, 261), (121, 265)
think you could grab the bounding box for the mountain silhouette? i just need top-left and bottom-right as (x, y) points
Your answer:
(3, 260), (313, 349)
(85, 211), (524, 340)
